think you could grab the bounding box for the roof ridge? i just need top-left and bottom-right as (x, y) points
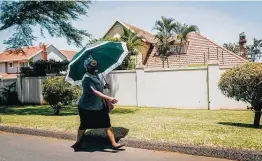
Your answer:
(117, 19), (156, 43)
(0, 44), (52, 62)
(194, 32), (248, 62)
(119, 20), (154, 36)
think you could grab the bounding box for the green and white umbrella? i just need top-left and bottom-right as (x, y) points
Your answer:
(65, 41), (128, 85)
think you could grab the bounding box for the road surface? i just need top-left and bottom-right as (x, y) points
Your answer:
(0, 132), (232, 161)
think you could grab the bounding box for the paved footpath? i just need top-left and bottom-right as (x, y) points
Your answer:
(0, 132), (232, 161)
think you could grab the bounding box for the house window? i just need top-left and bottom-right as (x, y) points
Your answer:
(169, 45), (185, 54)
(9, 62), (13, 68)
(20, 62), (29, 67)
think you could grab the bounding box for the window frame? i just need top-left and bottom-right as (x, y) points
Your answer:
(9, 62), (13, 68)
(169, 44), (186, 54)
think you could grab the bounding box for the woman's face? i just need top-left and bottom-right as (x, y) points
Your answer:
(87, 60), (98, 74)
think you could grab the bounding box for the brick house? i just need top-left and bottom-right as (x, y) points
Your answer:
(103, 19), (247, 69)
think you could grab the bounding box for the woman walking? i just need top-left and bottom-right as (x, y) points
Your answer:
(72, 57), (125, 151)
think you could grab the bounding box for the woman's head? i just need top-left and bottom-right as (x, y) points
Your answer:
(84, 57), (98, 74)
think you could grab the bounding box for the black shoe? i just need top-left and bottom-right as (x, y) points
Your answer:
(71, 142), (84, 151)
(112, 143), (125, 150)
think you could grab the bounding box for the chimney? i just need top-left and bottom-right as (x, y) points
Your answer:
(41, 43), (47, 61)
(239, 32), (247, 59)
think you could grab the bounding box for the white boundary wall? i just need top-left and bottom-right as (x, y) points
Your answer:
(106, 63), (249, 110)
(14, 63), (249, 110)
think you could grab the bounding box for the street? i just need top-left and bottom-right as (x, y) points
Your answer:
(0, 132), (232, 161)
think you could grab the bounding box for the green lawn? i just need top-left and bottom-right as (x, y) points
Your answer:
(0, 105), (261, 151)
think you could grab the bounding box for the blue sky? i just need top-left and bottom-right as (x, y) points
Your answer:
(0, 1), (262, 52)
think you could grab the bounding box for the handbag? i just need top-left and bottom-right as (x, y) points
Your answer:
(101, 74), (115, 112)
(103, 99), (114, 112)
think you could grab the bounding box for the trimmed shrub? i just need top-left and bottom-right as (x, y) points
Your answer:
(42, 77), (80, 115)
(219, 63), (262, 128)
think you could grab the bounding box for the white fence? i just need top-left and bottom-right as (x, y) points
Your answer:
(17, 77), (47, 104)
(106, 63), (249, 110)
(9, 62), (249, 110)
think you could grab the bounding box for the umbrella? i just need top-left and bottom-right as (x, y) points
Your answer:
(65, 41), (128, 85)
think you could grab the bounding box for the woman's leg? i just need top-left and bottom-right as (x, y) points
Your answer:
(77, 129), (85, 142)
(74, 107), (85, 145)
(71, 129), (85, 149)
(72, 108), (85, 148)
(105, 127), (119, 147)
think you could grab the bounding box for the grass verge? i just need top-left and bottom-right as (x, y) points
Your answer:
(0, 105), (261, 151)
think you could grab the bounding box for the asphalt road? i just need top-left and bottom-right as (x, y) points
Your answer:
(0, 132), (232, 161)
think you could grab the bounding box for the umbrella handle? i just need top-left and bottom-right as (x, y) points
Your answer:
(104, 83), (111, 90)
(102, 74), (111, 90)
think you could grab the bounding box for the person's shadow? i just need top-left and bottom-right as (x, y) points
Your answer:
(74, 127), (129, 153)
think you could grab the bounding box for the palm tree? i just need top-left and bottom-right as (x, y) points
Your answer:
(118, 28), (143, 70)
(121, 27), (143, 55)
(153, 16), (177, 68)
(247, 38), (262, 62)
(174, 22), (199, 66)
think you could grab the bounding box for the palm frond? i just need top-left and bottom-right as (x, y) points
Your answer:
(173, 22), (187, 34)
(183, 25), (199, 40)
(153, 20), (165, 31)
(120, 27), (144, 55)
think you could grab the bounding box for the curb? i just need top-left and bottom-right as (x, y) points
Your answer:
(0, 125), (262, 161)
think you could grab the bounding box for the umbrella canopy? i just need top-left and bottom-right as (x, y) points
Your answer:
(65, 41), (128, 85)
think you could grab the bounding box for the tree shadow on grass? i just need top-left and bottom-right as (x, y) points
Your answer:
(3, 106), (138, 116)
(74, 127), (129, 153)
(218, 122), (261, 129)
(2, 106), (78, 116)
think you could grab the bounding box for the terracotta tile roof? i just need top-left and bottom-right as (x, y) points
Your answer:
(145, 32), (247, 68)
(0, 46), (42, 62)
(60, 50), (77, 61)
(0, 73), (17, 79)
(105, 20), (247, 68)
(120, 21), (157, 44)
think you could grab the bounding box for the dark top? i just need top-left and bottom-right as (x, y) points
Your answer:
(78, 73), (104, 110)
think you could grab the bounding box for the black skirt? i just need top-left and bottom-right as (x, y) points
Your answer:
(78, 106), (111, 130)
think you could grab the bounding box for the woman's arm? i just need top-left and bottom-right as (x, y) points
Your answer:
(91, 88), (118, 104)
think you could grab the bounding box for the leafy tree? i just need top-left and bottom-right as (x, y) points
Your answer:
(20, 60), (69, 77)
(0, 82), (19, 106)
(153, 16), (177, 68)
(223, 38), (262, 62)
(219, 63), (262, 128)
(174, 22), (199, 65)
(0, 1), (91, 51)
(247, 38), (262, 62)
(42, 77), (81, 115)
(223, 43), (240, 55)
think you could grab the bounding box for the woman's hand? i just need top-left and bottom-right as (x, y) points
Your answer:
(108, 97), (118, 104)
(92, 88), (118, 104)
